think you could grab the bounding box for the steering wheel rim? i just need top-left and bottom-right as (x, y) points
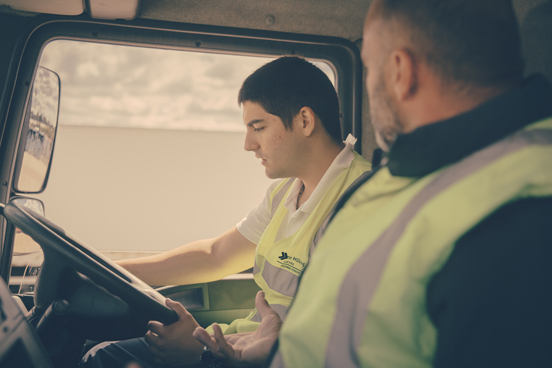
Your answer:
(2, 201), (178, 327)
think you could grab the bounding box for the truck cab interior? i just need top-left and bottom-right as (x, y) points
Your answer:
(0, 0), (550, 367)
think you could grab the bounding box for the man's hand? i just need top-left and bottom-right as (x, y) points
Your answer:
(193, 291), (282, 367)
(145, 298), (204, 366)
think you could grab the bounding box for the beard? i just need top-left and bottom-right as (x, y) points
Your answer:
(369, 75), (402, 152)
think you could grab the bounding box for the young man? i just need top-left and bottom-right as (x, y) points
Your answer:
(194, 0), (552, 367)
(81, 56), (371, 367)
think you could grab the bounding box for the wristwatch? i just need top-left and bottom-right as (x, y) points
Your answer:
(200, 346), (225, 368)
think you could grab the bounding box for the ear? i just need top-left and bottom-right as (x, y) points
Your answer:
(387, 48), (418, 101)
(298, 106), (316, 137)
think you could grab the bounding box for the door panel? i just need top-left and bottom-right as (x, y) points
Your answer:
(158, 277), (261, 328)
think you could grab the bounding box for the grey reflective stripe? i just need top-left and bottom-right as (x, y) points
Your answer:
(269, 351), (288, 368)
(253, 261), (260, 275)
(325, 129), (552, 368)
(250, 310), (261, 322)
(271, 179), (295, 217)
(262, 261), (301, 298)
(250, 303), (289, 322)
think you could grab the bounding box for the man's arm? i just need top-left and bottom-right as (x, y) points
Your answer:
(118, 226), (256, 286)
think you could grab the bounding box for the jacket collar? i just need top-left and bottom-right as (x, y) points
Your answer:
(387, 74), (552, 177)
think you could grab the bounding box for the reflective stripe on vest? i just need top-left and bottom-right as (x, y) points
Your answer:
(275, 119), (552, 368)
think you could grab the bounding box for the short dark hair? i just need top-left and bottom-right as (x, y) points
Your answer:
(238, 56), (342, 143)
(370, 0), (524, 88)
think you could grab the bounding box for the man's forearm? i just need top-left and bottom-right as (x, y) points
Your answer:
(117, 238), (217, 286)
(118, 227), (256, 286)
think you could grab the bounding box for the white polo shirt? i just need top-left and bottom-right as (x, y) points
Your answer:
(237, 134), (358, 244)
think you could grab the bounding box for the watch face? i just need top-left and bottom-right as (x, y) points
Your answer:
(200, 349), (224, 368)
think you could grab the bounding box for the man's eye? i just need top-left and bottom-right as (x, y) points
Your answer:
(254, 127), (264, 132)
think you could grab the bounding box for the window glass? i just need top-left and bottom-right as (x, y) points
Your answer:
(10, 198), (45, 294)
(11, 230), (43, 294)
(30, 40), (336, 261)
(39, 40), (335, 132)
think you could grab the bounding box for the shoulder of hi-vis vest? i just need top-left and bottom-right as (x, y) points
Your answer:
(274, 118), (552, 368)
(220, 152), (370, 335)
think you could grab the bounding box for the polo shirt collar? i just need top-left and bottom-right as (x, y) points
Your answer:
(387, 74), (552, 178)
(284, 134), (357, 214)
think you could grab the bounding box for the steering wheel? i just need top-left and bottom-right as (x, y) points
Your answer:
(1, 201), (178, 341)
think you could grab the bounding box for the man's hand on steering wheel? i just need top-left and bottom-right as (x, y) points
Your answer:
(145, 298), (205, 366)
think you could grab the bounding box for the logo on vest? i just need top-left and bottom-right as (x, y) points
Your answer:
(278, 252), (289, 260)
(276, 253), (306, 276)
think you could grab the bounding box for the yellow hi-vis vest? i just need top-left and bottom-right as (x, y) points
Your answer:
(274, 118), (552, 367)
(220, 151), (371, 334)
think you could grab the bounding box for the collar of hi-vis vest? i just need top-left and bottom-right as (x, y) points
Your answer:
(283, 134), (357, 215)
(387, 74), (552, 178)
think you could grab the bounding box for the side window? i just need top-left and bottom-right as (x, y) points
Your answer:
(12, 228), (43, 294)
(14, 40), (336, 265)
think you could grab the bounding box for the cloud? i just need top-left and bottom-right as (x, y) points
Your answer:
(38, 40), (334, 133)
(76, 62), (100, 79)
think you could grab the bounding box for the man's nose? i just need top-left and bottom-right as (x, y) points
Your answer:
(244, 132), (259, 152)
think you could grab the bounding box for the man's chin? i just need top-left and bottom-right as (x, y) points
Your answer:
(264, 169), (288, 180)
(375, 130), (391, 153)
(373, 126), (399, 153)
(265, 170), (278, 179)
